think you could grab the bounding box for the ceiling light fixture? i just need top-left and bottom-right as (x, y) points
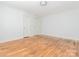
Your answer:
(40, 1), (47, 6)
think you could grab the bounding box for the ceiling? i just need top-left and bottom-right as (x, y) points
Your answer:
(0, 1), (79, 17)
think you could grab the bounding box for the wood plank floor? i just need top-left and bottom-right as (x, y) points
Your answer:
(0, 35), (78, 57)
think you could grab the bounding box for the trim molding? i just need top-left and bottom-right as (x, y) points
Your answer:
(0, 36), (23, 43)
(46, 34), (79, 41)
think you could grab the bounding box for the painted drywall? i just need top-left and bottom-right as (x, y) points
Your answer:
(41, 8), (79, 39)
(0, 6), (24, 42)
(0, 6), (4, 41)
(0, 5), (41, 42)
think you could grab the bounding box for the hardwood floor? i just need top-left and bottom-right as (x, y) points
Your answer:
(0, 35), (78, 57)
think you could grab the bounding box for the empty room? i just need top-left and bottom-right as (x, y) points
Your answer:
(0, 0), (79, 57)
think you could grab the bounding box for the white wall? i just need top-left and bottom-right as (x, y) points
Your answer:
(41, 8), (79, 39)
(0, 5), (41, 42)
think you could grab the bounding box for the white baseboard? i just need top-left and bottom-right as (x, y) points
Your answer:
(0, 36), (23, 43)
(0, 34), (79, 43)
(44, 34), (79, 41)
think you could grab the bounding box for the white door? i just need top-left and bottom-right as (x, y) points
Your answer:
(23, 17), (41, 37)
(23, 17), (31, 37)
